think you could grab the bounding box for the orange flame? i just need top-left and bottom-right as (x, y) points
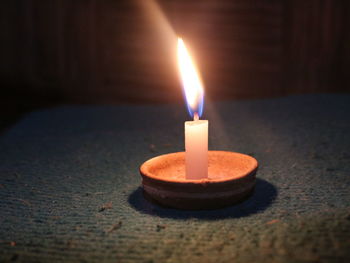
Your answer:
(177, 38), (204, 118)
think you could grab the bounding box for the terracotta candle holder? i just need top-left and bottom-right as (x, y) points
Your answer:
(140, 151), (258, 210)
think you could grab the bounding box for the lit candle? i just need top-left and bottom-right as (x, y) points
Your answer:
(177, 38), (208, 180)
(140, 38), (258, 210)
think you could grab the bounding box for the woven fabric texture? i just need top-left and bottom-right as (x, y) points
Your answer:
(0, 94), (349, 262)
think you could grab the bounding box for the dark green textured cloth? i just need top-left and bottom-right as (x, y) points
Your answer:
(0, 94), (349, 262)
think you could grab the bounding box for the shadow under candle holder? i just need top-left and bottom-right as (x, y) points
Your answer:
(128, 178), (277, 220)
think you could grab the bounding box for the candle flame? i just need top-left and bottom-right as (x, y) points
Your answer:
(177, 38), (204, 118)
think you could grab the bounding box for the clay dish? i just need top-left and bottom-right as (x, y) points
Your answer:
(140, 151), (258, 210)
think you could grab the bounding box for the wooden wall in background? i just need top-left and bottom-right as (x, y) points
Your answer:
(1, 0), (349, 104)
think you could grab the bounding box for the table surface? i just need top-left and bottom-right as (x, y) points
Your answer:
(0, 94), (349, 263)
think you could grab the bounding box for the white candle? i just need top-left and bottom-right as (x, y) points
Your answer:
(177, 38), (208, 180)
(185, 113), (208, 179)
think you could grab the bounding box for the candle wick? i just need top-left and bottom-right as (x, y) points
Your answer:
(194, 112), (199, 121)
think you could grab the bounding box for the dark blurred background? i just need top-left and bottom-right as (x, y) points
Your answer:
(1, 0), (349, 130)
